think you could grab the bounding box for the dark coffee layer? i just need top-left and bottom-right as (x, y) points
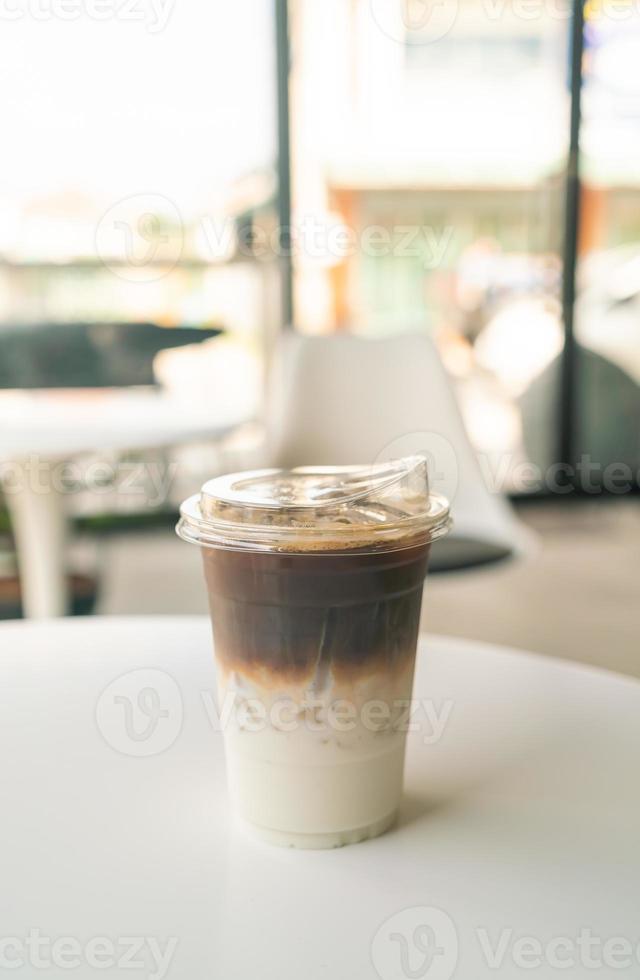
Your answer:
(202, 540), (430, 684)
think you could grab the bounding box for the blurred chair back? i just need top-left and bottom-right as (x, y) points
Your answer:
(268, 332), (533, 570)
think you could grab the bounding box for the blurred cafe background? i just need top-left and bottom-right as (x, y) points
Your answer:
(0, 0), (638, 675)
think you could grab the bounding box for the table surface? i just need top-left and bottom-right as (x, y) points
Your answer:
(0, 388), (244, 457)
(0, 617), (637, 980)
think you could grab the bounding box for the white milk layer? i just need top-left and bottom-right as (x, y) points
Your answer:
(226, 740), (406, 848)
(218, 664), (414, 848)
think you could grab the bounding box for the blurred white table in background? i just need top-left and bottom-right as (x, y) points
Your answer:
(0, 389), (245, 618)
(0, 619), (637, 980)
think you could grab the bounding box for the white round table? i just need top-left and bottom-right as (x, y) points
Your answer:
(0, 390), (243, 618)
(0, 617), (637, 980)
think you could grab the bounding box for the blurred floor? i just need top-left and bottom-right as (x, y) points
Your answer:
(96, 499), (640, 680)
(422, 499), (640, 680)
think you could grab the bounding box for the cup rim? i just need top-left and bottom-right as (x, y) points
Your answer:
(176, 490), (452, 554)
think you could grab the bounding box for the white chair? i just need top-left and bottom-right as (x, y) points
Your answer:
(265, 332), (534, 571)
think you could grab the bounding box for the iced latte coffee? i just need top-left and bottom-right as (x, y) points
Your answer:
(177, 457), (450, 848)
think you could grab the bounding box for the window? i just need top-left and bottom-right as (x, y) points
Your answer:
(0, 1), (279, 354)
(575, 6), (640, 485)
(288, 0), (572, 492)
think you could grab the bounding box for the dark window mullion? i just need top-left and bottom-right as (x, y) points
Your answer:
(275, 0), (294, 329)
(559, 0), (586, 480)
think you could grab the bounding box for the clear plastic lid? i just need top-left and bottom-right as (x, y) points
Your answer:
(177, 455), (451, 553)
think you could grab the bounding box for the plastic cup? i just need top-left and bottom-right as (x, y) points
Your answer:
(177, 456), (450, 848)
